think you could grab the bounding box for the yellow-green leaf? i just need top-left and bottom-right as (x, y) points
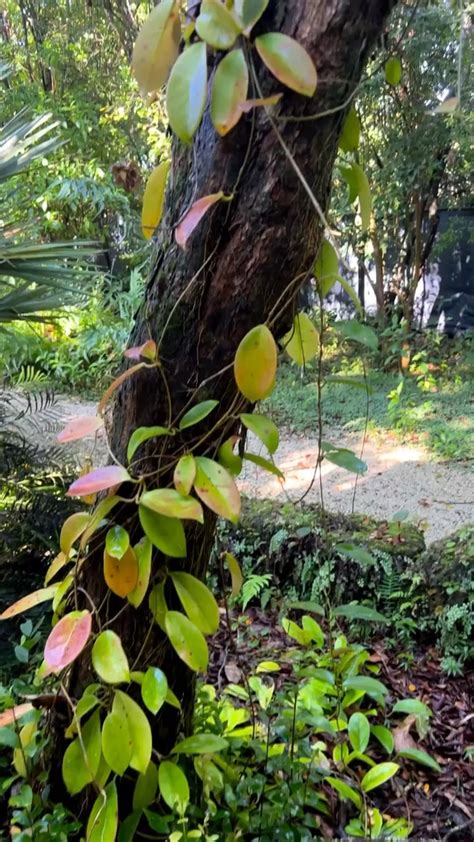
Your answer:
(194, 456), (241, 523)
(132, 0), (181, 95)
(235, 0), (269, 33)
(218, 436), (242, 477)
(114, 690), (152, 775)
(240, 413), (279, 454)
(128, 538), (152, 609)
(86, 781), (118, 842)
(0, 585), (58, 620)
(234, 324), (277, 402)
(92, 630), (130, 684)
(62, 710), (101, 795)
(224, 551), (243, 597)
(179, 399), (219, 430)
(169, 571), (219, 634)
(127, 425), (172, 464)
(165, 611), (208, 672)
(140, 488), (203, 523)
(158, 760), (189, 816)
(314, 238), (339, 296)
(196, 0), (241, 50)
(149, 581), (168, 631)
(103, 546), (139, 598)
(385, 56), (402, 86)
(283, 312), (319, 365)
(105, 525), (130, 559)
(166, 42), (207, 143)
(60, 512), (91, 557)
(174, 454), (196, 496)
(211, 49), (248, 136)
(361, 762), (399, 793)
(133, 761), (158, 811)
(255, 33), (317, 97)
(339, 107), (360, 153)
(142, 667), (168, 715)
(101, 708), (132, 776)
(139, 505), (186, 558)
(141, 161), (171, 239)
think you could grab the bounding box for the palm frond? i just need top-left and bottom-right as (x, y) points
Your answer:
(0, 109), (63, 182)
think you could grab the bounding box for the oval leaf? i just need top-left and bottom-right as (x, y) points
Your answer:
(149, 581), (168, 631)
(194, 456), (240, 523)
(158, 760), (189, 815)
(339, 107), (360, 153)
(167, 41), (207, 143)
(336, 320), (378, 351)
(234, 324), (277, 403)
(165, 611), (208, 672)
(104, 547), (139, 598)
(140, 488), (203, 523)
(128, 425), (171, 464)
(114, 690), (152, 775)
(86, 780), (118, 842)
(172, 733), (228, 755)
(44, 610), (92, 673)
(105, 526), (130, 560)
(60, 512), (91, 557)
(133, 761), (158, 811)
(132, 0), (181, 95)
(322, 443), (367, 475)
(282, 312), (319, 366)
(169, 571), (219, 634)
(255, 33), (317, 97)
(240, 413), (279, 455)
(371, 724), (395, 755)
(57, 415), (103, 443)
(361, 762), (399, 793)
(224, 551), (243, 597)
(179, 399), (219, 431)
(139, 505), (186, 558)
(102, 709), (132, 776)
(218, 436), (242, 476)
(385, 56), (402, 86)
(62, 710), (101, 795)
(211, 49), (249, 136)
(175, 193), (224, 248)
(142, 161), (171, 240)
(174, 453), (196, 496)
(326, 776), (362, 809)
(235, 0), (269, 32)
(142, 667), (168, 715)
(92, 630), (130, 684)
(343, 675), (389, 700)
(348, 712), (370, 753)
(196, 0), (241, 49)
(0, 585), (58, 621)
(243, 451), (284, 478)
(397, 748), (441, 772)
(67, 465), (131, 498)
(314, 239), (339, 296)
(128, 538), (153, 609)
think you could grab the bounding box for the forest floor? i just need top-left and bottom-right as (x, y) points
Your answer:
(25, 393), (474, 546)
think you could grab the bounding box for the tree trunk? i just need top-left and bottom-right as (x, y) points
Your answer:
(63, 0), (396, 775)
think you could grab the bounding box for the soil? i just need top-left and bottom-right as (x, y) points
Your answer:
(21, 394), (473, 545)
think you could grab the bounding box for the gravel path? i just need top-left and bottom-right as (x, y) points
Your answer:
(27, 395), (473, 546)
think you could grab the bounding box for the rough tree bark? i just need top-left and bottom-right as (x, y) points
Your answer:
(63, 0), (397, 769)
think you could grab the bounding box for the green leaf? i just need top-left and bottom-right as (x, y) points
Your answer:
(196, 0), (241, 50)
(224, 551), (243, 597)
(235, 0), (269, 32)
(282, 312), (319, 365)
(142, 667), (168, 715)
(314, 239), (338, 296)
(348, 712), (370, 753)
(105, 526), (130, 560)
(342, 675), (389, 700)
(397, 748), (441, 772)
(255, 33), (317, 97)
(240, 413), (279, 455)
(142, 161), (171, 239)
(114, 690), (152, 775)
(128, 537), (153, 609)
(127, 426), (171, 463)
(179, 400), (219, 431)
(385, 56), (402, 86)
(371, 725), (394, 755)
(336, 274), (364, 317)
(211, 49), (249, 136)
(326, 375), (372, 392)
(133, 761), (158, 811)
(282, 618), (312, 646)
(174, 454), (196, 496)
(165, 611), (209, 672)
(169, 571), (219, 634)
(60, 511), (91, 557)
(62, 711), (101, 795)
(118, 812), (142, 842)
(166, 42), (207, 143)
(334, 603), (388, 623)
(234, 324), (278, 402)
(158, 760), (189, 816)
(86, 781), (118, 842)
(101, 708), (132, 776)
(361, 762), (399, 792)
(149, 582), (168, 631)
(92, 631), (130, 684)
(243, 452), (284, 478)
(140, 488), (203, 523)
(326, 776), (362, 809)
(336, 320), (378, 351)
(194, 456), (240, 523)
(301, 615), (324, 647)
(218, 436), (242, 476)
(322, 443), (367, 475)
(339, 106), (360, 153)
(172, 733), (228, 755)
(287, 600), (325, 616)
(339, 164), (358, 203)
(392, 699), (432, 718)
(334, 543), (376, 566)
(139, 505), (186, 558)
(132, 0), (181, 95)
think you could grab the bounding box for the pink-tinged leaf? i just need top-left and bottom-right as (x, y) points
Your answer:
(57, 415), (104, 444)
(0, 704), (34, 728)
(44, 610), (92, 672)
(239, 94), (282, 113)
(175, 192), (225, 249)
(67, 465), (131, 498)
(124, 340), (157, 361)
(0, 585), (58, 620)
(98, 362), (147, 415)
